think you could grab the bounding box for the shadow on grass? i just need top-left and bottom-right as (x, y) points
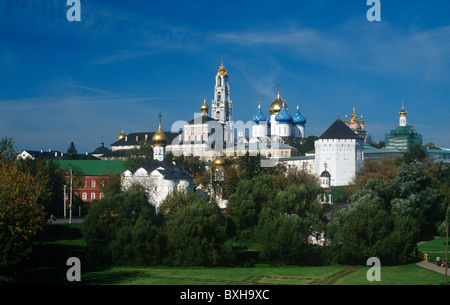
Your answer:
(16, 243), (88, 284)
(14, 223), (149, 285)
(81, 270), (148, 285)
(14, 223), (88, 284)
(35, 223), (84, 243)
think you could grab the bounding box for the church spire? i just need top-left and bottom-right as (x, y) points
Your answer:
(200, 93), (209, 116)
(399, 100), (407, 127)
(350, 106), (359, 130)
(152, 112), (167, 161)
(211, 60), (232, 124)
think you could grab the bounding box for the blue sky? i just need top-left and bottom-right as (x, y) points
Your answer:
(1, 0), (450, 153)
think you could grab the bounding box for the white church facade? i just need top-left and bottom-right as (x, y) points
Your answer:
(121, 120), (194, 207)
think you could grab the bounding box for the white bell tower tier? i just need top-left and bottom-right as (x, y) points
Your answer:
(211, 60), (234, 145)
(211, 60), (232, 124)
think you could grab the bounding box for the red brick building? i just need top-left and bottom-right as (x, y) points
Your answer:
(56, 160), (125, 204)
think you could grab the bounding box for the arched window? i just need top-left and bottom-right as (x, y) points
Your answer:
(217, 77), (221, 87)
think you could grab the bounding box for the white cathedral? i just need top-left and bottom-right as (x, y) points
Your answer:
(249, 86), (307, 144)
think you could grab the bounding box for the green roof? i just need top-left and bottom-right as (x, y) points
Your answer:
(52, 160), (126, 176)
(392, 126), (414, 135)
(427, 149), (450, 154)
(364, 143), (376, 149)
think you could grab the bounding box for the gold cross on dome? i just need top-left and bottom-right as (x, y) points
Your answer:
(158, 112), (163, 123)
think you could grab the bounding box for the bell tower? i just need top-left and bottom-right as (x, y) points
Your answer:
(211, 60), (232, 124)
(211, 60), (234, 145)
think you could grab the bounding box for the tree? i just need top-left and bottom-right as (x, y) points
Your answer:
(101, 172), (123, 196)
(17, 158), (65, 218)
(366, 134), (385, 149)
(124, 141), (153, 169)
(257, 183), (328, 265)
(347, 155), (401, 199)
(0, 159), (47, 281)
(158, 189), (198, 220)
(258, 214), (309, 265)
(0, 137), (16, 161)
(227, 175), (278, 243)
(393, 162), (445, 240)
(403, 143), (427, 164)
(221, 158), (245, 200)
(426, 162), (450, 236)
(271, 166), (318, 190)
(64, 141), (78, 160)
(239, 152), (261, 180)
(81, 191), (164, 266)
(299, 135), (318, 156)
(165, 198), (234, 266)
(327, 189), (419, 265)
(173, 155), (206, 177)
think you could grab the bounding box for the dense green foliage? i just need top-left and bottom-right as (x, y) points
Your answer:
(165, 198), (234, 266)
(227, 173), (329, 265)
(82, 191), (165, 266)
(82, 190), (234, 267)
(327, 186), (420, 265)
(158, 189), (198, 220)
(328, 151), (449, 265)
(227, 175), (278, 243)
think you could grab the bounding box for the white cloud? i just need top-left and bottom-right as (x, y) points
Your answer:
(215, 22), (450, 83)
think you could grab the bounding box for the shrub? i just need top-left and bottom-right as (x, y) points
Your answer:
(81, 191), (164, 266)
(165, 198), (234, 266)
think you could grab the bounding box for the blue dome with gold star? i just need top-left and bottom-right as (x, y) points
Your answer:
(275, 103), (293, 123)
(251, 104), (267, 123)
(292, 106), (306, 125)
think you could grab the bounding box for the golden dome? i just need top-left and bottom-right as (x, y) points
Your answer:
(216, 61), (229, 78)
(117, 128), (126, 141)
(152, 122), (167, 146)
(399, 101), (407, 117)
(213, 155), (225, 167)
(351, 106), (357, 119)
(200, 97), (209, 113)
(269, 89), (288, 115)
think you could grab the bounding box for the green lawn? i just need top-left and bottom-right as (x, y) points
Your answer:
(418, 237), (448, 253)
(81, 265), (347, 285)
(18, 223), (448, 285)
(336, 264), (445, 285)
(79, 264), (446, 285)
